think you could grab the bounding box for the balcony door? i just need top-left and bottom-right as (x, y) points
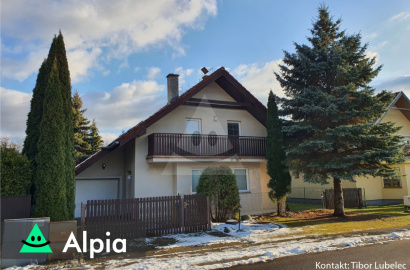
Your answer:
(186, 119), (201, 155)
(227, 122), (240, 156)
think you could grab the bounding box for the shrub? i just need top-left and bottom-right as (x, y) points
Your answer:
(196, 166), (240, 222)
(0, 139), (32, 196)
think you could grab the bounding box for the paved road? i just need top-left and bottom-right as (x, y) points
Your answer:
(225, 239), (410, 270)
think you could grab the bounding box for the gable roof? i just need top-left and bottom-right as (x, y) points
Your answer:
(75, 67), (267, 175)
(377, 91), (410, 123)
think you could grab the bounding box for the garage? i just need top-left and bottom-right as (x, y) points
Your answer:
(74, 178), (119, 218)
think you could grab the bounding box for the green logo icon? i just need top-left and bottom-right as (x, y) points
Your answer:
(20, 224), (52, 253)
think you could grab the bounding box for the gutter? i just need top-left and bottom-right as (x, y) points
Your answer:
(100, 141), (120, 150)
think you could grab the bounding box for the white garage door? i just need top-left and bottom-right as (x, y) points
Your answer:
(74, 179), (119, 218)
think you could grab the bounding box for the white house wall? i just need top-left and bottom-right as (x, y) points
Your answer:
(76, 82), (272, 215)
(131, 82), (270, 214)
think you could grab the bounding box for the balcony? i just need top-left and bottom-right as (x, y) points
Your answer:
(147, 133), (266, 159)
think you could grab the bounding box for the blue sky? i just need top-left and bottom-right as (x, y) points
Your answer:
(1, 0), (410, 144)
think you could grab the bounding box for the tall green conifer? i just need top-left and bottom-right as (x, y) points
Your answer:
(34, 59), (68, 221)
(24, 32), (75, 220)
(266, 91), (292, 216)
(276, 5), (404, 216)
(51, 32), (75, 219)
(23, 60), (48, 196)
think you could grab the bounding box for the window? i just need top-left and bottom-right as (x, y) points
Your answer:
(185, 119), (201, 134)
(227, 122), (240, 136)
(192, 169), (202, 193)
(383, 168), (402, 188)
(234, 168), (248, 192)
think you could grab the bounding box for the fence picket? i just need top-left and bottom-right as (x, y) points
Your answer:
(80, 195), (210, 238)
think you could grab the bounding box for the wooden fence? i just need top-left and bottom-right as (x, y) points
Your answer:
(1, 195), (31, 221)
(323, 188), (363, 209)
(80, 195), (211, 239)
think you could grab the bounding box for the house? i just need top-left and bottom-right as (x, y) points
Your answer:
(74, 67), (275, 217)
(289, 91), (410, 205)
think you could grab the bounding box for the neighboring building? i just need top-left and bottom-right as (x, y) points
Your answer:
(75, 67), (274, 217)
(289, 91), (410, 205)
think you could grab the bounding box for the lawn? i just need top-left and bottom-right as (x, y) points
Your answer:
(259, 203), (410, 236)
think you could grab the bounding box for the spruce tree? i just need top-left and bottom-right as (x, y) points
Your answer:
(73, 90), (91, 164)
(266, 91), (292, 216)
(276, 5), (404, 216)
(34, 59), (68, 221)
(86, 119), (104, 156)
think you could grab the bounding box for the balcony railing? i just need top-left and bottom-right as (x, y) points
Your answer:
(147, 133), (266, 157)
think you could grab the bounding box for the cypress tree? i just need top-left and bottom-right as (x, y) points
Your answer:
(23, 59), (48, 196)
(266, 91), (292, 216)
(73, 90), (91, 164)
(34, 58), (68, 221)
(276, 5), (405, 216)
(51, 32), (75, 219)
(24, 32), (75, 220)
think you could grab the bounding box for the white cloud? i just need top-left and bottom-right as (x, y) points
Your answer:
(1, 49), (48, 82)
(366, 51), (380, 65)
(0, 87), (32, 143)
(117, 60), (129, 73)
(67, 47), (102, 83)
(232, 60), (285, 106)
(175, 67), (194, 90)
(147, 67), (161, 80)
(390, 12), (410, 21)
(82, 80), (166, 131)
(1, 0), (217, 82)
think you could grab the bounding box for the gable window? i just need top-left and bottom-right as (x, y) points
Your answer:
(234, 168), (249, 192)
(227, 122), (240, 136)
(383, 168), (402, 188)
(192, 169), (202, 193)
(186, 119), (201, 134)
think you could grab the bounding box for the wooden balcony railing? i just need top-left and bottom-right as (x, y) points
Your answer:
(147, 133), (266, 157)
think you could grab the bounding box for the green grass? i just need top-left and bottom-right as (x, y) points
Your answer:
(288, 202), (323, 211)
(262, 203), (410, 236)
(348, 204), (410, 216)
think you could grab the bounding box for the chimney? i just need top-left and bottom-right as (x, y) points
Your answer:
(167, 74), (179, 104)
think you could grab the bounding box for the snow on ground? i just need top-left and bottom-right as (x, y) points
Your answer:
(6, 222), (410, 270)
(154, 221), (294, 248)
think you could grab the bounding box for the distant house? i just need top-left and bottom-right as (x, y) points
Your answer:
(289, 91), (410, 205)
(74, 68), (275, 217)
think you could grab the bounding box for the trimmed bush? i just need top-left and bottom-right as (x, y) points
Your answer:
(1, 139), (32, 196)
(196, 166), (240, 222)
